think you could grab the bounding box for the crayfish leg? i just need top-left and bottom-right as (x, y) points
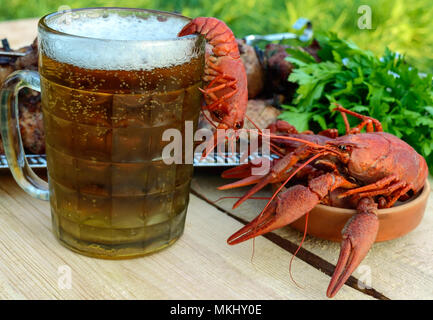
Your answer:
(338, 174), (398, 198)
(219, 146), (312, 209)
(333, 103), (383, 133)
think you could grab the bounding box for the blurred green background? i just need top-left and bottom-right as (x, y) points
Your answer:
(1, 0), (433, 72)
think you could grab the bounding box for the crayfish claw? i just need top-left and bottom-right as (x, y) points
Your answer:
(327, 199), (379, 298)
(326, 237), (356, 298)
(228, 184), (321, 245)
(227, 201), (278, 245)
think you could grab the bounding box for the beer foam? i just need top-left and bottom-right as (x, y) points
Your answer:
(41, 13), (200, 70)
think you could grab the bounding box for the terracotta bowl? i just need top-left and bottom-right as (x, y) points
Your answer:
(290, 180), (430, 243)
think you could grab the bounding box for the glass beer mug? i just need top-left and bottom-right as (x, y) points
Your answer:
(0, 8), (204, 258)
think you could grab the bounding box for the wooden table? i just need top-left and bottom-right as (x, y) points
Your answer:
(0, 18), (432, 300)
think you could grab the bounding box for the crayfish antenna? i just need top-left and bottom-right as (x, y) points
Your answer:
(289, 211), (309, 289)
(223, 149), (325, 209)
(227, 201), (278, 245)
(230, 175), (274, 209)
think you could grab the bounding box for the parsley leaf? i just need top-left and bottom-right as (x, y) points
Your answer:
(280, 32), (433, 172)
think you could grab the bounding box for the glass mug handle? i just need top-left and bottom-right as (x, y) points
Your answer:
(0, 70), (49, 200)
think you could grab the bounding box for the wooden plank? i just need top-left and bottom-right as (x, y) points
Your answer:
(191, 171), (433, 299)
(0, 18), (39, 49)
(0, 173), (369, 299)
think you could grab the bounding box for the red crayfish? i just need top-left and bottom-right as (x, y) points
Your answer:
(219, 104), (428, 297)
(178, 17), (248, 152)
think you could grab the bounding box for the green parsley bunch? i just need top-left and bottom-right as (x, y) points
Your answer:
(280, 33), (433, 172)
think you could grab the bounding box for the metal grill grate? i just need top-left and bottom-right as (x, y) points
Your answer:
(193, 152), (279, 167)
(0, 153), (278, 169)
(0, 154), (47, 169)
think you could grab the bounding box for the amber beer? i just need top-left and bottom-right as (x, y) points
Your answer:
(37, 9), (204, 258)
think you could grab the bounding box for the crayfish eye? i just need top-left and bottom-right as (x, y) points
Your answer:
(339, 145), (347, 151)
(213, 110), (223, 120)
(235, 121), (243, 129)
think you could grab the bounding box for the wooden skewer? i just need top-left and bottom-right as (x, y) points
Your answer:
(0, 51), (27, 57)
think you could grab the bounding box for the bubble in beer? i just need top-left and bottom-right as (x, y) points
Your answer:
(42, 13), (197, 71)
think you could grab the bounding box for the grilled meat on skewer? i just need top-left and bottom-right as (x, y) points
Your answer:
(0, 38), (44, 155)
